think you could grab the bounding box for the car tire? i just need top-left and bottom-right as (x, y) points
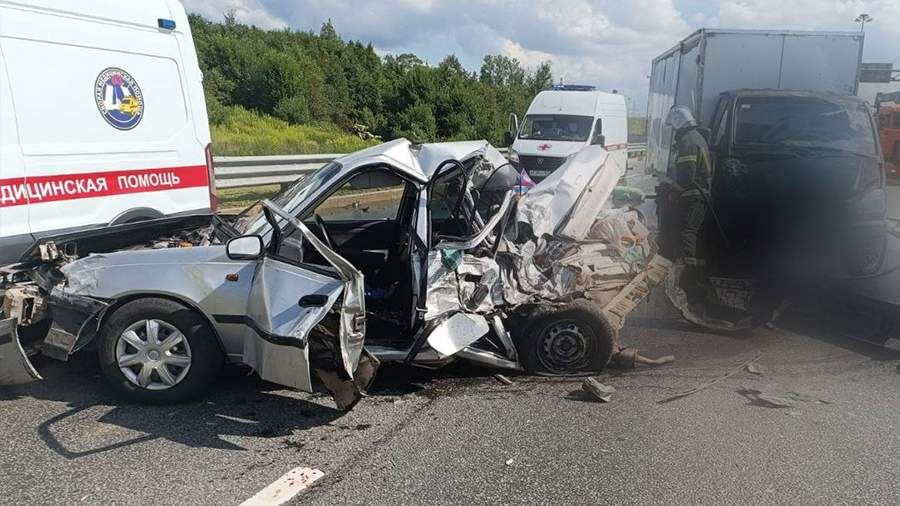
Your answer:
(98, 298), (222, 404)
(518, 300), (615, 375)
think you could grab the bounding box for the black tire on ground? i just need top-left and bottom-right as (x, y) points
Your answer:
(98, 298), (222, 404)
(518, 300), (615, 375)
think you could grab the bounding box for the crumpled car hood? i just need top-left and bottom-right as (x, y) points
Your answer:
(517, 145), (624, 240)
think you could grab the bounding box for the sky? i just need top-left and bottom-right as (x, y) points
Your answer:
(182, 0), (900, 113)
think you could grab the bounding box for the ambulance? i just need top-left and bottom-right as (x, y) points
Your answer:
(506, 85), (628, 181)
(0, 0), (215, 264)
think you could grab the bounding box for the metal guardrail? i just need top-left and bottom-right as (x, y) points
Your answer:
(214, 144), (648, 188)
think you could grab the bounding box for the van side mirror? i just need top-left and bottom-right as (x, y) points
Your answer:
(506, 113), (519, 146)
(591, 133), (605, 146)
(226, 235), (264, 260)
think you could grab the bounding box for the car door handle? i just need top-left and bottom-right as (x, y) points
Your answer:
(298, 294), (329, 308)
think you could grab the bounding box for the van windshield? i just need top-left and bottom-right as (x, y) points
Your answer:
(518, 114), (593, 142)
(734, 96), (876, 157)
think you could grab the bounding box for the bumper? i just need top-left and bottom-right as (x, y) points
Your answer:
(0, 318), (42, 385)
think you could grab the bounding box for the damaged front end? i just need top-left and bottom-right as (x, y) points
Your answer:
(0, 215), (221, 386)
(419, 144), (670, 373)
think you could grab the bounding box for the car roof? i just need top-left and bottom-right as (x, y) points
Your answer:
(333, 138), (508, 182)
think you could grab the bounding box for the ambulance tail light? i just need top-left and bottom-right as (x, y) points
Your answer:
(205, 143), (218, 211)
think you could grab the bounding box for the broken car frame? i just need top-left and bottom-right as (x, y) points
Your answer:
(0, 139), (668, 409)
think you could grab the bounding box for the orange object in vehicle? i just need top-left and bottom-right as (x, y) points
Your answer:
(875, 94), (900, 179)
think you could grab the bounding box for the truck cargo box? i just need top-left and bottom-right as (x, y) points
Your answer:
(646, 29), (864, 175)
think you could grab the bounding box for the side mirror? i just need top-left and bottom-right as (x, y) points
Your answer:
(591, 133), (605, 146)
(226, 235), (264, 260)
(506, 113), (519, 145)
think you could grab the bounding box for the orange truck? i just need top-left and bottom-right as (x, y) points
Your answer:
(875, 92), (900, 179)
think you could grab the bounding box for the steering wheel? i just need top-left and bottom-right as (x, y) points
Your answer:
(314, 214), (336, 250)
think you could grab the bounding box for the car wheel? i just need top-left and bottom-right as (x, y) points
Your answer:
(519, 300), (614, 375)
(98, 298), (222, 404)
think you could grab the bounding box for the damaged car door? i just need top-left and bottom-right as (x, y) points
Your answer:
(255, 201), (372, 409)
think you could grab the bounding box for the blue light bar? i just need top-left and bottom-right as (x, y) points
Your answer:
(158, 18), (176, 30)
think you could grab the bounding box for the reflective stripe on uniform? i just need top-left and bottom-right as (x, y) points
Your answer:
(676, 155), (698, 164)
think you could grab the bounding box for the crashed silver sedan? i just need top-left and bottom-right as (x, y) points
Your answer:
(0, 139), (667, 409)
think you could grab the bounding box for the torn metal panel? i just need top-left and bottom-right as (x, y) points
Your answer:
(426, 312), (490, 357)
(455, 346), (523, 371)
(517, 146), (625, 240)
(602, 255), (672, 331)
(0, 318), (42, 385)
(2, 285), (45, 325)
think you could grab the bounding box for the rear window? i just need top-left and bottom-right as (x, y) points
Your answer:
(734, 96), (876, 156)
(518, 114), (593, 142)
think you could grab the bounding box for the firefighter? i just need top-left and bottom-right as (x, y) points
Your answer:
(664, 106), (712, 304)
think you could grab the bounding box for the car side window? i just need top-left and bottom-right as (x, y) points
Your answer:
(313, 170), (406, 222)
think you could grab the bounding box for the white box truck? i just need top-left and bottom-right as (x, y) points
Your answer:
(0, 0), (216, 264)
(507, 85), (628, 181)
(646, 28), (864, 175)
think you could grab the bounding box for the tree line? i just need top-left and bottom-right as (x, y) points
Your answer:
(189, 14), (553, 145)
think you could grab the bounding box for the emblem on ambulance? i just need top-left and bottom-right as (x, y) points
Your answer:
(94, 68), (143, 130)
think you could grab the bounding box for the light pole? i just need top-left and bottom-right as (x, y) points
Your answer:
(855, 13), (873, 33)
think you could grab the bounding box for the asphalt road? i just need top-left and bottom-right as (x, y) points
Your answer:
(2, 310), (898, 505)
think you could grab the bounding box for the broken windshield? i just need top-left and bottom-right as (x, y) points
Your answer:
(232, 161), (343, 235)
(734, 96), (877, 157)
(518, 114), (594, 142)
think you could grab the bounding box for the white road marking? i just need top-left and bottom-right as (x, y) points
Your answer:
(240, 467), (324, 506)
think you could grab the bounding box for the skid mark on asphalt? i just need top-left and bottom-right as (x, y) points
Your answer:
(241, 467), (324, 506)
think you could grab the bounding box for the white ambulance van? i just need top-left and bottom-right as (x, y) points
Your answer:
(507, 85), (628, 181)
(0, 0), (215, 264)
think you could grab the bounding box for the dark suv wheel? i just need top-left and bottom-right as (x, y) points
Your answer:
(518, 300), (615, 375)
(98, 298), (222, 404)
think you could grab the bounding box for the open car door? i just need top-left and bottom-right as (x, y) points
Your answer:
(242, 201), (372, 410)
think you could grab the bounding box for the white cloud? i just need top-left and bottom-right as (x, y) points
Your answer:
(182, 0), (288, 29)
(182, 0), (900, 112)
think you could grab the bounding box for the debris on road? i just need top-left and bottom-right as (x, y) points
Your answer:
(746, 362), (766, 375)
(505, 458), (514, 466)
(658, 353), (763, 404)
(609, 346), (675, 369)
(494, 374), (514, 385)
(737, 388), (830, 408)
(582, 377), (616, 402)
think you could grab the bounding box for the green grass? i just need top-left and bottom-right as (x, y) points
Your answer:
(628, 117), (647, 136)
(218, 184), (281, 210)
(211, 106), (378, 156)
